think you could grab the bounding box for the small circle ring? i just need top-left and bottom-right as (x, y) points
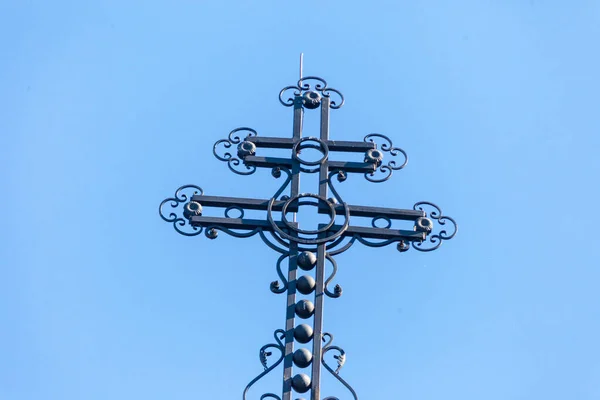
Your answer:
(292, 137), (329, 166)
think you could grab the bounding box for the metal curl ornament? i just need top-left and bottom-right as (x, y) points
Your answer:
(269, 254), (289, 294)
(412, 201), (458, 252)
(321, 333), (359, 400)
(159, 185), (204, 236)
(268, 193), (350, 245)
(278, 76), (345, 109)
(324, 254), (343, 299)
(363, 133), (408, 183)
(213, 127), (258, 175)
(243, 329), (286, 400)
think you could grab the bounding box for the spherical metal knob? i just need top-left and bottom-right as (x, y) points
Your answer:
(293, 348), (313, 368)
(414, 217), (433, 233)
(364, 148), (384, 164)
(297, 251), (317, 271)
(294, 324), (314, 343)
(292, 373), (311, 393)
(206, 228), (218, 239)
(183, 201), (202, 219)
(302, 90), (321, 109)
(397, 240), (410, 252)
(295, 300), (315, 319)
(237, 140), (256, 158)
(297, 275), (316, 294)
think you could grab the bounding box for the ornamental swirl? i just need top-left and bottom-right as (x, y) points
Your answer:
(159, 185), (204, 236)
(412, 201), (458, 252)
(243, 329), (286, 400)
(363, 133), (408, 183)
(322, 333), (359, 400)
(213, 127), (258, 175)
(279, 76), (345, 109)
(324, 254), (343, 298)
(269, 254), (290, 294)
(266, 168), (350, 246)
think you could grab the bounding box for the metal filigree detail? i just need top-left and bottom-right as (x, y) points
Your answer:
(213, 127), (258, 175)
(322, 333), (359, 400)
(324, 254), (343, 299)
(159, 73), (458, 400)
(412, 202), (457, 252)
(270, 254), (290, 294)
(267, 168), (350, 245)
(243, 329), (286, 400)
(279, 76), (344, 109)
(159, 185), (204, 236)
(363, 134), (408, 183)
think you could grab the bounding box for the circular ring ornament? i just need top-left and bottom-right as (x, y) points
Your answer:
(372, 216), (392, 229)
(281, 194), (336, 235)
(267, 193), (350, 245)
(292, 137), (329, 167)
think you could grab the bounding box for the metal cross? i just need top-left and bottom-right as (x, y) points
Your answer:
(160, 72), (457, 400)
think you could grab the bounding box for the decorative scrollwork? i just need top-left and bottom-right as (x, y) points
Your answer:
(202, 225), (263, 240)
(279, 76), (345, 109)
(324, 254), (343, 298)
(243, 329), (286, 400)
(412, 201), (457, 252)
(327, 236), (357, 256)
(159, 185), (204, 236)
(363, 133), (408, 183)
(322, 332), (359, 400)
(270, 254), (289, 294)
(354, 235), (401, 249)
(213, 127), (258, 175)
(267, 169), (350, 246)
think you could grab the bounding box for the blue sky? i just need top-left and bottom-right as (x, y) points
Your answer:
(2, 1), (600, 399)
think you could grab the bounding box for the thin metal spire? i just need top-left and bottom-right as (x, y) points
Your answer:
(299, 53), (304, 81)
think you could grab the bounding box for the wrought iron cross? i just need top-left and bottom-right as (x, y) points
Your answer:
(159, 73), (457, 400)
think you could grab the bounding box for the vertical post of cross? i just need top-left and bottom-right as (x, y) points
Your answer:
(309, 95), (331, 400)
(281, 93), (304, 400)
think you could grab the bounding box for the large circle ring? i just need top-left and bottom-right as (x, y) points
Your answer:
(267, 194), (350, 245)
(281, 194), (336, 235)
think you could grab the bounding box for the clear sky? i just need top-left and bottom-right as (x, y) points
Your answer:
(2, 1), (600, 399)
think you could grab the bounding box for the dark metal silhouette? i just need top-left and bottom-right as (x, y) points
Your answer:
(160, 71), (457, 400)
